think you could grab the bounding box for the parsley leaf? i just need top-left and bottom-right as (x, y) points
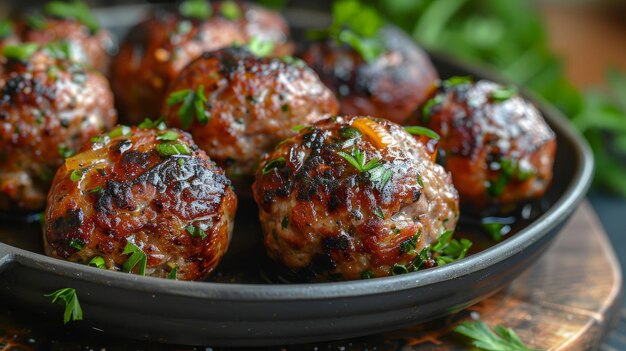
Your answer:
(430, 230), (472, 266)
(0, 19), (14, 39)
(44, 0), (100, 33)
(404, 126), (440, 140)
(220, 0), (242, 21)
(45, 288), (83, 324)
(454, 321), (540, 351)
(167, 85), (209, 128)
(122, 240), (147, 275)
(186, 225), (207, 239)
(262, 157), (286, 175)
(247, 36), (274, 57)
(3, 43), (39, 61)
(179, 0), (211, 20)
(156, 143), (191, 156)
(399, 232), (420, 254)
(338, 148), (380, 172)
(490, 86), (518, 102)
(157, 130), (179, 141)
(88, 256), (106, 269)
(138, 118), (167, 130)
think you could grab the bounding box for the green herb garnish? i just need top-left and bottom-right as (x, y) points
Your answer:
(88, 256), (105, 269)
(69, 238), (84, 250)
(338, 148), (380, 173)
(391, 263), (408, 275)
(399, 232), (420, 254)
(89, 186), (104, 194)
(291, 125), (308, 132)
(44, 0), (100, 33)
(108, 125), (132, 138)
(167, 85), (208, 128)
(367, 164), (393, 190)
(262, 157), (286, 175)
(70, 169), (83, 182)
(179, 0), (212, 20)
(430, 230), (472, 266)
(45, 288), (83, 324)
(2, 43), (39, 62)
(490, 86), (518, 103)
(444, 76), (473, 88)
(157, 130), (180, 141)
(220, 0), (242, 20)
(373, 206), (384, 220)
(156, 143), (191, 157)
(421, 94), (444, 122)
(0, 19), (14, 39)
(361, 270), (374, 279)
(417, 174), (424, 187)
(58, 144), (74, 158)
(138, 118), (167, 130)
(281, 216), (289, 229)
(168, 266), (178, 280)
(186, 225), (207, 239)
(121, 240), (147, 275)
(339, 126), (362, 139)
(404, 126), (440, 140)
(246, 36), (274, 57)
(26, 14), (46, 30)
(454, 321), (540, 351)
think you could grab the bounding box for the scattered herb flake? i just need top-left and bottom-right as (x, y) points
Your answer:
(70, 169), (83, 182)
(490, 86), (518, 103)
(45, 288), (83, 324)
(361, 270), (374, 279)
(156, 143), (191, 157)
(88, 256), (106, 269)
(454, 321), (540, 351)
(2, 43), (39, 61)
(167, 85), (208, 128)
(399, 232), (420, 254)
(247, 36), (274, 57)
(391, 263), (408, 275)
(44, 0), (100, 33)
(168, 266), (178, 280)
(281, 216), (289, 229)
(157, 130), (179, 141)
(179, 0), (212, 20)
(444, 76), (473, 88)
(374, 206), (384, 220)
(262, 157), (286, 175)
(339, 126), (362, 140)
(220, 0), (242, 20)
(291, 125), (308, 132)
(186, 225), (207, 239)
(69, 239), (84, 250)
(122, 240), (147, 275)
(58, 144), (74, 158)
(404, 126), (440, 140)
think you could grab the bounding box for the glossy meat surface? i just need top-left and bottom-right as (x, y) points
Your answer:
(423, 79), (556, 209)
(20, 17), (115, 73)
(252, 116), (459, 281)
(300, 27), (438, 124)
(111, 1), (293, 124)
(0, 47), (117, 211)
(162, 47), (339, 193)
(44, 126), (237, 280)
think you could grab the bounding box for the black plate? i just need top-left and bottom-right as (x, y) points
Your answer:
(0, 5), (594, 347)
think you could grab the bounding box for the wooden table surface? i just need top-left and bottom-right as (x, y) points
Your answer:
(0, 201), (621, 350)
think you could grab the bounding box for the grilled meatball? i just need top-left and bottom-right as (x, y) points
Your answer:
(111, 1), (293, 124)
(252, 116), (459, 281)
(422, 78), (556, 209)
(161, 47), (339, 194)
(19, 4), (115, 73)
(44, 126), (237, 281)
(0, 43), (117, 212)
(300, 27), (438, 124)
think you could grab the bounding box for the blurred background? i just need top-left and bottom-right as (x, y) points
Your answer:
(1, 0), (626, 347)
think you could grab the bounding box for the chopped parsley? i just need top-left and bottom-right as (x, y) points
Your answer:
(157, 130), (179, 141)
(70, 169), (83, 182)
(0, 19), (14, 39)
(88, 256), (106, 269)
(391, 263), (409, 275)
(490, 85), (518, 103)
(122, 240), (147, 275)
(220, 0), (242, 20)
(399, 232), (420, 254)
(58, 144), (74, 158)
(69, 238), (84, 250)
(373, 206), (384, 220)
(291, 125), (308, 132)
(89, 186), (104, 194)
(443, 75), (473, 88)
(45, 40), (72, 61)
(167, 85), (208, 128)
(179, 0), (212, 20)
(430, 230), (472, 266)
(108, 125), (132, 138)
(26, 14), (46, 30)
(421, 94), (444, 122)
(156, 143), (191, 156)
(44, 0), (100, 33)
(186, 225), (207, 239)
(262, 157), (286, 175)
(454, 321), (539, 351)
(361, 270), (375, 279)
(417, 173), (424, 187)
(2, 43), (39, 62)
(487, 158), (534, 197)
(281, 216), (289, 229)
(45, 288), (83, 324)
(138, 118), (167, 130)
(404, 126), (440, 140)
(168, 266), (178, 280)
(246, 36), (274, 57)
(339, 126), (362, 139)
(338, 148), (380, 173)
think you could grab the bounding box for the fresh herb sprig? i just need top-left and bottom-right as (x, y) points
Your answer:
(45, 288), (83, 324)
(179, 0), (211, 20)
(167, 85), (209, 129)
(454, 321), (541, 351)
(43, 0), (100, 33)
(338, 148), (392, 190)
(122, 241), (147, 276)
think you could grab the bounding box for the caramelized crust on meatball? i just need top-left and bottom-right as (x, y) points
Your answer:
(111, 1), (293, 124)
(19, 15), (115, 73)
(300, 28), (438, 124)
(44, 126), (237, 281)
(0, 45), (117, 212)
(252, 116), (459, 281)
(162, 47), (339, 193)
(423, 79), (556, 209)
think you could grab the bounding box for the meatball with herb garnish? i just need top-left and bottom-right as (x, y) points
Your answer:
(19, 0), (115, 73)
(0, 42), (117, 212)
(299, 1), (438, 124)
(44, 124), (237, 281)
(111, 0), (293, 124)
(252, 116), (460, 281)
(421, 77), (556, 210)
(161, 47), (339, 194)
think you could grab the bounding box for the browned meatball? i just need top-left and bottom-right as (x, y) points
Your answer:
(300, 27), (438, 124)
(44, 126), (237, 281)
(252, 116), (459, 281)
(161, 47), (339, 193)
(18, 3), (115, 73)
(111, 1), (293, 124)
(0, 43), (117, 212)
(422, 78), (556, 209)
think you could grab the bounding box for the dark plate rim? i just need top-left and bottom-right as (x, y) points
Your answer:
(0, 30), (594, 302)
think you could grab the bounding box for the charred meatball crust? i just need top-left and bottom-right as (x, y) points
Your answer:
(423, 79), (556, 209)
(252, 116), (459, 281)
(19, 17), (115, 73)
(300, 27), (438, 124)
(44, 126), (237, 281)
(162, 47), (339, 192)
(0, 46), (117, 212)
(111, 1), (293, 123)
